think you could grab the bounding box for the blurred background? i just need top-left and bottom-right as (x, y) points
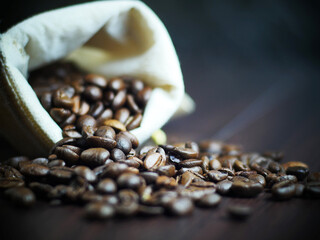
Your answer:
(1, 0), (320, 166)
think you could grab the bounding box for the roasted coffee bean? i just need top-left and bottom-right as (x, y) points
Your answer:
(167, 197), (194, 216)
(115, 134), (132, 154)
(117, 131), (139, 149)
(20, 163), (49, 177)
(126, 113), (143, 130)
(136, 86), (152, 106)
(180, 159), (203, 168)
(112, 90), (126, 110)
(85, 202), (115, 219)
(0, 166), (24, 179)
(216, 180), (233, 195)
(89, 101), (104, 118)
(80, 148), (110, 167)
(101, 163), (128, 179)
(227, 205), (252, 220)
(138, 205), (164, 216)
(83, 85), (103, 102)
(263, 151), (284, 162)
(0, 178), (25, 188)
(49, 168), (74, 183)
(85, 136), (117, 150)
(94, 126), (116, 139)
(207, 170), (228, 182)
(127, 94), (141, 113)
(103, 119), (126, 132)
(144, 153), (164, 170)
(40, 92), (52, 111)
(29, 182), (53, 197)
(97, 178), (117, 194)
(130, 79), (144, 94)
(74, 166), (96, 182)
(223, 144), (241, 156)
(111, 148), (126, 161)
(48, 160), (66, 168)
(172, 147), (199, 159)
(156, 176), (177, 189)
(156, 165), (176, 177)
(78, 100), (90, 115)
(272, 180), (296, 200)
(196, 193), (221, 208)
(140, 172), (159, 184)
(178, 166), (203, 175)
(114, 108), (130, 124)
(248, 174), (266, 187)
(31, 158), (48, 166)
(5, 156), (29, 169)
(231, 179), (263, 198)
(52, 88), (74, 109)
(209, 159), (222, 170)
(108, 78), (125, 92)
(50, 108), (71, 123)
(84, 74), (108, 88)
(76, 115), (96, 130)
(268, 161), (283, 173)
(286, 166), (309, 181)
(219, 168), (235, 176)
(54, 146), (79, 165)
(117, 173), (142, 189)
(5, 187), (36, 207)
(282, 161), (309, 170)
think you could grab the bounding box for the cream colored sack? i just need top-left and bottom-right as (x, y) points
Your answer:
(0, 1), (194, 157)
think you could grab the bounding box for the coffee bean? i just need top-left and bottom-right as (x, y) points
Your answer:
(31, 158), (48, 166)
(74, 166), (96, 182)
(50, 108), (71, 123)
(180, 159), (203, 168)
(172, 147), (199, 159)
(127, 94), (141, 113)
(263, 151), (284, 162)
(126, 113), (143, 130)
(136, 86), (152, 106)
(0, 178), (25, 188)
(80, 148), (110, 167)
(101, 163), (128, 179)
(108, 78), (125, 92)
(29, 182), (53, 197)
(118, 131), (139, 149)
(144, 153), (164, 170)
(40, 92), (52, 111)
(111, 148), (126, 161)
(117, 173), (142, 189)
(197, 193), (221, 208)
(227, 205), (252, 220)
(76, 115), (96, 130)
(85, 136), (117, 150)
(116, 134), (132, 154)
(156, 165), (176, 177)
(54, 146), (79, 165)
(89, 101), (104, 118)
(304, 181), (320, 198)
(103, 119), (126, 132)
(231, 179), (263, 198)
(209, 159), (222, 170)
(53, 88), (74, 109)
(20, 163), (49, 177)
(216, 180), (233, 195)
(248, 174), (266, 187)
(286, 166), (309, 181)
(49, 168), (74, 183)
(84, 74), (108, 88)
(282, 161), (309, 170)
(272, 180), (296, 200)
(5, 156), (29, 169)
(97, 178), (117, 194)
(114, 108), (130, 124)
(140, 172), (159, 184)
(83, 85), (103, 102)
(112, 90), (126, 110)
(5, 187), (36, 207)
(85, 202), (115, 219)
(94, 126), (116, 139)
(138, 205), (164, 216)
(207, 170), (228, 182)
(167, 197), (194, 216)
(130, 79), (144, 95)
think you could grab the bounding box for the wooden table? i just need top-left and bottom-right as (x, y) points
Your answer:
(1, 1), (319, 240)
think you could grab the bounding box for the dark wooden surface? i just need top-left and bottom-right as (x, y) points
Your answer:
(1, 1), (320, 240)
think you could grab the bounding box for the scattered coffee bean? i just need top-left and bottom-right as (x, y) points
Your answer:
(227, 205), (252, 220)
(5, 187), (36, 207)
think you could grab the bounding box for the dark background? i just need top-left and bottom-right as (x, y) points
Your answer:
(1, 1), (320, 240)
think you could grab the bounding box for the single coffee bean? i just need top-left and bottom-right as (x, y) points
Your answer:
(101, 163), (128, 179)
(108, 78), (125, 92)
(29, 182), (53, 197)
(125, 113), (143, 131)
(136, 86), (152, 106)
(5, 187), (36, 207)
(227, 205), (252, 220)
(286, 166), (309, 181)
(304, 181), (320, 198)
(78, 100), (90, 115)
(117, 131), (139, 149)
(89, 101), (104, 118)
(54, 146), (79, 165)
(140, 172), (159, 184)
(74, 166), (97, 182)
(209, 159), (222, 170)
(263, 151), (284, 162)
(49, 168), (74, 183)
(111, 148), (126, 161)
(248, 174), (266, 187)
(20, 163), (49, 177)
(268, 161), (283, 173)
(180, 159), (203, 168)
(52, 88), (74, 109)
(144, 153), (163, 170)
(31, 158), (48, 166)
(116, 134), (132, 154)
(196, 193), (221, 208)
(50, 108), (71, 123)
(117, 173), (142, 189)
(111, 90), (126, 110)
(167, 197), (194, 216)
(97, 178), (117, 194)
(5, 156), (29, 169)
(156, 165), (176, 177)
(94, 126), (116, 139)
(103, 119), (126, 132)
(48, 160), (66, 168)
(282, 161), (309, 170)
(83, 85), (103, 102)
(272, 180), (296, 200)
(216, 180), (233, 195)
(130, 79), (144, 94)
(178, 166), (203, 175)
(40, 92), (52, 111)
(207, 170), (228, 182)
(76, 115), (96, 130)
(231, 179), (263, 198)
(138, 205), (164, 216)
(85, 202), (115, 219)
(114, 108), (130, 124)
(85, 136), (117, 150)
(84, 74), (108, 88)
(127, 94), (141, 113)
(80, 148), (110, 167)
(0, 178), (25, 188)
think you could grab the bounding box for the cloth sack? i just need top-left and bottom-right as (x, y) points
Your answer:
(0, 1), (194, 157)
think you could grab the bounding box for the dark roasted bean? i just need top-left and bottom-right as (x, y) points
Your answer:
(84, 74), (108, 88)
(85, 202), (115, 219)
(216, 180), (233, 195)
(31, 158), (48, 166)
(5, 187), (36, 207)
(272, 180), (296, 200)
(101, 163), (128, 179)
(116, 134), (132, 154)
(5, 156), (29, 169)
(140, 172), (159, 184)
(111, 148), (126, 161)
(228, 205), (252, 220)
(85, 136), (116, 150)
(286, 166), (309, 181)
(50, 108), (71, 123)
(209, 159), (222, 170)
(49, 168), (74, 183)
(125, 113), (143, 130)
(54, 146), (79, 165)
(74, 166), (96, 182)
(167, 197), (194, 216)
(207, 170), (228, 182)
(180, 159), (203, 168)
(136, 86), (152, 106)
(114, 108), (130, 124)
(80, 148), (110, 167)
(108, 78), (125, 92)
(156, 165), (176, 177)
(83, 85), (103, 102)
(97, 178), (117, 194)
(117, 173), (142, 189)
(0, 178), (25, 188)
(103, 119), (126, 132)
(76, 115), (96, 130)
(231, 179), (263, 198)
(112, 90), (126, 110)
(196, 193), (221, 208)
(20, 163), (49, 177)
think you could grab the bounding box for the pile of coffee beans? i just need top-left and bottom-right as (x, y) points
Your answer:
(0, 62), (319, 220)
(29, 62), (152, 134)
(1, 131), (319, 219)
